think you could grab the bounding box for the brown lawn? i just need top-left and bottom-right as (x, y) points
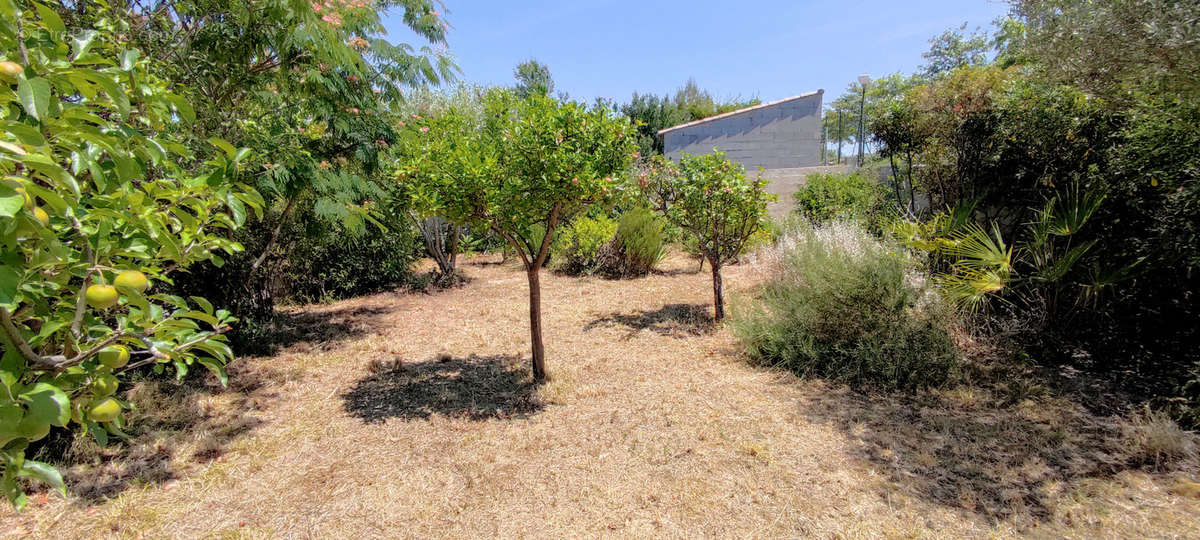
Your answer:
(2, 253), (1198, 539)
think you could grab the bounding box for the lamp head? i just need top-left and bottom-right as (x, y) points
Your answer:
(857, 74), (871, 86)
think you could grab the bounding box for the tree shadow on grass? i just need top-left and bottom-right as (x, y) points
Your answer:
(247, 304), (398, 355)
(43, 360), (295, 503)
(797, 379), (1143, 527)
(583, 303), (713, 340)
(341, 354), (543, 423)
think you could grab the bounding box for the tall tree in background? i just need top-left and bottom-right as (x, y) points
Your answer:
(622, 79), (759, 157)
(921, 23), (992, 77)
(513, 59), (555, 98)
(824, 74), (922, 163)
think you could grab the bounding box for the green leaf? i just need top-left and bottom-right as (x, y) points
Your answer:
(119, 49), (139, 71)
(2, 470), (28, 511)
(32, 2), (64, 34)
(17, 383), (70, 428)
(3, 123), (45, 146)
(208, 138), (237, 159)
(164, 94), (195, 123)
(190, 296), (213, 314)
(197, 357), (228, 386)
(16, 77), (50, 121)
(226, 195), (246, 227)
(0, 186), (23, 218)
(71, 29), (98, 61)
(19, 154), (80, 197)
(112, 154), (141, 183)
(0, 266), (20, 309)
(17, 459), (64, 496)
(88, 72), (130, 117)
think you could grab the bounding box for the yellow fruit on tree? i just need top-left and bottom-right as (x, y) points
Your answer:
(92, 374), (119, 396)
(85, 285), (119, 309)
(98, 345), (130, 369)
(32, 206), (49, 226)
(13, 185), (32, 207)
(0, 61), (22, 82)
(88, 398), (122, 423)
(113, 270), (150, 292)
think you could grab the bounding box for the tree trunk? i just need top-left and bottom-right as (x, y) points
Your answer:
(420, 216), (459, 276)
(889, 154), (904, 215)
(248, 195), (297, 278)
(710, 259), (725, 321)
(526, 267), (547, 381)
(448, 226), (460, 270)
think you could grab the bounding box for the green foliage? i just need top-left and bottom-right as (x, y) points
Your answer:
(272, 203), (419, 304)
(792, 172), (889, 227)
(0, 4), (261, 507)
(731, 223), (958, 390)
(1015, 0), (1200, 111)
(553, 215), (617, 275)
(396, 88), (637, 378)
(858, 0), (1200, 424)
(106, 0), (456, 322)
(621, 79), (760, 156)
(610, 207), (666, 277)
(921, 23), (992, 77)
(824, 73), (922, 154)
(397, 89), (635, 258)
(892, 185), (1110, 315)
(639, 152), (773, 319)
(513, 59), (555, 99)
(740, 220), (778, 255)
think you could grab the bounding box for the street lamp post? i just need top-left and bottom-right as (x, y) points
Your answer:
(857, 73), (871, 166)
(836, 108), (843, 165)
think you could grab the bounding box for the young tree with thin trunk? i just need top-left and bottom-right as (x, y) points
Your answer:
(396, 89), (635, 380)
(639, 153), (772, 321)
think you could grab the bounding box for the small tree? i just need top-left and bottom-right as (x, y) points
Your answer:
(640, 153), (772, 321)
(398, 89), (635, 380)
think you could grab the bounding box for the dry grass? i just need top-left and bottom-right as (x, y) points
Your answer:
(2, 252), (1198, 539)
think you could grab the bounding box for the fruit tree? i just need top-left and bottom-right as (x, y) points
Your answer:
(639, 152), (772, 321)
(0, 3), (261, 507)
(397, 89), (635, 380)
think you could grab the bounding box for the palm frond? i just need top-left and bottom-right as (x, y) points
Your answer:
(947, 222), (1013, 275)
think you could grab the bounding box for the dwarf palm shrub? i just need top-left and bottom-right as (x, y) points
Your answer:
(732, 222), (958, 389)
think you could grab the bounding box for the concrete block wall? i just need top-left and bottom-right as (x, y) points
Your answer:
(662, 91), (824, 170)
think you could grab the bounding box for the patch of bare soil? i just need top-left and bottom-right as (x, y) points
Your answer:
(2, 253), (1197, 539)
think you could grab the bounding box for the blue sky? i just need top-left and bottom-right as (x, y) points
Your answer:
(383, 0), (1011, 104)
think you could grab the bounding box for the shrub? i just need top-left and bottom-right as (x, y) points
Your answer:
(608, 207), (667, 276)
(553, 215), (617, 274)
(731, 222), (958, 389)
(169, 200), (418, 353)
(283, 221), (419, 303)
(793, 171), (889, 227)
